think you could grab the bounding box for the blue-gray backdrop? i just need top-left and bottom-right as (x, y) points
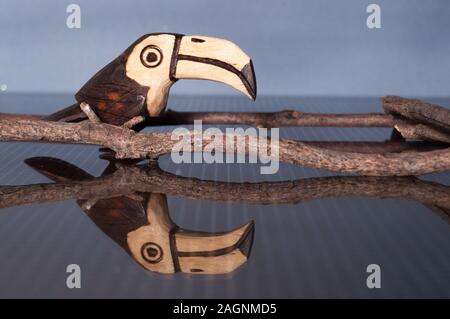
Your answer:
(1, 0), (450, 97)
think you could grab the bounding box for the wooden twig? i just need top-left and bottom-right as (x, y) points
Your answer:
(0, 110), (400, 129)
(383, 95), (450, 132)
(142, 97), (450, 142)
(79, 102), (101, 124)
(4, 95), (450, 143)
(1, 114), (450, 176)
(1, 96), (450, 175)
(5, 109), (450, 143)
(4, 96), (450, 133)
(141, 99), (450, 143)
(1, 161), (449, 225)
(394, 122), (450, 143)
(300, 141), (445, 153)
(147, 110), (445, 144)
(142, 109), (398, 128)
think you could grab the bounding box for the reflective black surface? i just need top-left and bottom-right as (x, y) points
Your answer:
(0, 94), (449, 298)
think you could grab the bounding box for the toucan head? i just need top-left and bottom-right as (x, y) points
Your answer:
(74, 33), (256, 124)
(122, 33), (257, 116)
(127, 193), (255, 275)
(68, 33), (256, 126)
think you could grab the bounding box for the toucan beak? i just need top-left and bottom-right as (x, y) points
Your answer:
(175, 221), (255, 274)
(173, 35), (257, 100)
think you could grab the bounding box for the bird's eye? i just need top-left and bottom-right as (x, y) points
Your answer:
(140, 45), (163, 68)
(141, 242), (163, 264)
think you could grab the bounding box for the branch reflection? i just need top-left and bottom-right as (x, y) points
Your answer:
(0, 155), (449, 275)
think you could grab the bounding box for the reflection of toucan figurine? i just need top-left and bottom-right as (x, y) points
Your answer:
(25, 157), (254, 275)
(45, 33), (256, 128)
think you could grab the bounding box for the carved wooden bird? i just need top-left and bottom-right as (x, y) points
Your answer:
(45, 33), (257, 128)
(25, 157), (255, 275)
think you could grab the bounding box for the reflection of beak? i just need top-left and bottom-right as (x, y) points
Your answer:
(172, 35), (257, 100)
(24, 159), (256, 276)
(175, 221), (255, 275)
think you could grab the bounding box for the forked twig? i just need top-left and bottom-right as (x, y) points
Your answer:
(1, 115), (450, 176)
(0, 96), (450, 176)
(1, 161), (449, 225)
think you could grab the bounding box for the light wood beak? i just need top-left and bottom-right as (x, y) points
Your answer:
(174, 35), (257, 100)
(175, 221), (255, 274)
(128, 193), (255, 275)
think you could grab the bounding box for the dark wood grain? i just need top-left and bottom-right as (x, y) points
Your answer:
(46, 35), (151, 126)
(74, 53), (149, 126)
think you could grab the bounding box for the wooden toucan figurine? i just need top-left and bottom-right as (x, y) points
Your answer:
(25, 157), (255, 275)
(45, 33), (257, 129)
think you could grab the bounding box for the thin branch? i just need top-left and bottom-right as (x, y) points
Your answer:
(79, 102), (101, 123)
(150, 107), (450, 143)
(143, 109), (398, 128)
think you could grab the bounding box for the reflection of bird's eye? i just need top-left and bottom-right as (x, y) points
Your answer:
(140, 46), (163, 68)
(141, 242), (163, 263)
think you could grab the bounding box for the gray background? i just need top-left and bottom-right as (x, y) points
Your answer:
(1, 0), (450, 97)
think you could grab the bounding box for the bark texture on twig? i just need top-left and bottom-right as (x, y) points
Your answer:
(147, 109), (450, 143)
(79, 102), (101, 123)
(1, 96), (450, 175)
(143, 109), (397, 128)
(3, 99), (450, 143)
(394, 123), (450, 143)
(2, 115), (450, 176)
(1, 161), (449, 225)
(302, 141), (445, 153)
(383, 96), (450, 132)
